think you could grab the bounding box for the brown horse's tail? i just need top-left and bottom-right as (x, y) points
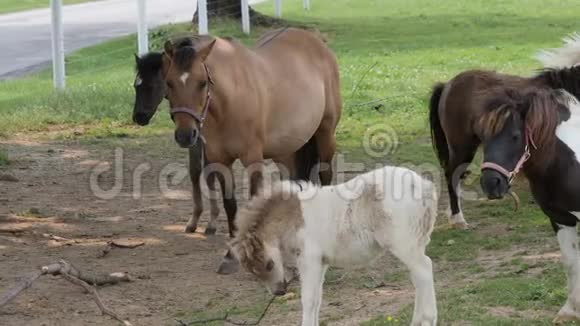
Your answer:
(294, 136), (320, 183)
(429, 82), (449, 170)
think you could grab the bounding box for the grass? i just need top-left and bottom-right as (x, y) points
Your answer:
(0, 150), (8, 166)
(0, 0), (101, 14)
(1, 0), (580, 324)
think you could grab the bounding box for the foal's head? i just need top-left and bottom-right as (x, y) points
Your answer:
(229, 185), (304, 296)
(132, 52), (166, 126)
(476, 88), (571, 199)
(163, 38), (216, 148)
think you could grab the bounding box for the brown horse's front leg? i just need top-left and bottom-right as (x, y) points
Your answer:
(216, 151), (264, 275)
(185, 147), (203, 233)
(241, 150), (265, 198)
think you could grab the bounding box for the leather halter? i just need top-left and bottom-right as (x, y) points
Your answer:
(169, 63), (214, 129)
(481, 127), (537, 184)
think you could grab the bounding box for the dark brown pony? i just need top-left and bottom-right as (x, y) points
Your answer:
(476, 86), (580, 322)
(428, 34), (580, 228)
(162, 28), (342, 274)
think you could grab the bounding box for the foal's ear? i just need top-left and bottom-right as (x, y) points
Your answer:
(197, 39), (217, 62)
(163, 40), (174, 57)
(134, 53), (140, 63)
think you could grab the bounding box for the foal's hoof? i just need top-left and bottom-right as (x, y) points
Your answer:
(184, 225), (197, 233)
(553, 314), (580, 324)
(451, 222), (470, 230)
(216, 255), (239, 275)
(204, 227), (217, 235)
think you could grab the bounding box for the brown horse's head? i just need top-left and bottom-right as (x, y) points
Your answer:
(476, 87), (571, 199)
(163, 38), (216, 148)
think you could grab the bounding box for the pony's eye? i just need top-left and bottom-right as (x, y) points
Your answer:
(265, 260), (274, 272)
(199, 80), (207, 89)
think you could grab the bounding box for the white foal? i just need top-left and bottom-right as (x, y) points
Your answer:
(230, 165), (439, 326)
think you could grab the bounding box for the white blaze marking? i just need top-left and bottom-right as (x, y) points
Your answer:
(180, 72), (190, 85)
(134, 75), (142, 86)
(556, 93), (580, 163)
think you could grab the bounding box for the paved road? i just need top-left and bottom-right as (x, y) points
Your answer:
(0, 0), (202, 79)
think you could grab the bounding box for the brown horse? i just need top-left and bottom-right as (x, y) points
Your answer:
(162, 27), (342, 274)
(428, 33), (580, 229)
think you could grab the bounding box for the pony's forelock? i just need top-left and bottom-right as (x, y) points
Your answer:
(135, 52), (163, 77)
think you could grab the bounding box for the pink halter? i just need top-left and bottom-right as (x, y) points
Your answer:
(480, 127), (537, 184)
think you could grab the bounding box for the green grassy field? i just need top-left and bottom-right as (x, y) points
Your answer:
(0, 0), (100, 14)
(2, 0), (580, 324)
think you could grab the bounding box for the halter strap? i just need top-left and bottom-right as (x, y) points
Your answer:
(169, 63), (214, 129)
(481, 127), (537, 184)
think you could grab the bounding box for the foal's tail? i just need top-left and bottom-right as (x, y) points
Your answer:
(294, 137), (320, 184)
(428, 83), (449, 170)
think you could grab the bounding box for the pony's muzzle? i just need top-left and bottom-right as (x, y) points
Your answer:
(480, 169), (509, 200)
(174, 128), (199, 148)
(272, 281), (287, 296)
(133, 112), (152, 126)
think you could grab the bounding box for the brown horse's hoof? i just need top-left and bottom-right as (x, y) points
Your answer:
(184, 225), (197, 233)
(216, 255), (239, 275)
(451, 222), (471, 230)
(204, 227), (217, 235)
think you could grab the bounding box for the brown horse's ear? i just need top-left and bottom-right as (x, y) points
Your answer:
(164, 40), (174, 57)
(197, 39), (217, 62)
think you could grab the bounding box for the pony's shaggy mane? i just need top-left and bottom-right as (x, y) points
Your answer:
(229, 181), (306, 273)
(534, 65), (580, 99)
(536, 32), (580, 69)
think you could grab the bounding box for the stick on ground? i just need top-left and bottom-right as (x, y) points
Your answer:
(0, 260), (132, 325)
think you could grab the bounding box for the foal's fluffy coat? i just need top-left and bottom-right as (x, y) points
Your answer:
(230, 165), (438, 326)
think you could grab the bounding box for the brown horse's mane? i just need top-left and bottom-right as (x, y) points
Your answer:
(475, 87), (571, 171)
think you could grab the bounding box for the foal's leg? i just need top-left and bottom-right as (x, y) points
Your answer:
(391, 246), (437, 326)
(552, 221), (580, 323)
(445, 144), (478, 229)
(299, 258), (328, 326)
(314, 126), (337, 186)
(185, 147), (203, 233)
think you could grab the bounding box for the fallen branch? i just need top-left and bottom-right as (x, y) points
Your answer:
(0, 260), (132, 325)
(99, 240), (145, 258)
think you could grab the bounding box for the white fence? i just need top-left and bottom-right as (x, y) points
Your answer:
(49, 0), (311, 90)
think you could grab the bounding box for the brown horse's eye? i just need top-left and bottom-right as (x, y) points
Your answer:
(167, 81), (174, 89)
(199, 80), (207, 89)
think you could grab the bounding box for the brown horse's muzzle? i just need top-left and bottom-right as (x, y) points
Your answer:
(174, 127), (200, 148)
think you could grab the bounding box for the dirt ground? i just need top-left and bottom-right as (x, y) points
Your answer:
(0, 136), (413, 326)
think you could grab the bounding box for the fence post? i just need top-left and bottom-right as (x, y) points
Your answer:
(241, 0), (250, 34)
(198, 0), (208, 34)
(136, 0), (148, 55)
(50, 0), (65, 90)
(274, 0), (282, 18)
(303, 0), (310, 10)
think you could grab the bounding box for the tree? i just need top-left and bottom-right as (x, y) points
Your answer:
(192, 0), (279, 27)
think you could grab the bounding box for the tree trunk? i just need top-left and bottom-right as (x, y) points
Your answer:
(192, 0), (281, 27)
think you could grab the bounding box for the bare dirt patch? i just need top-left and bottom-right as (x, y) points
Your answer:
(0, 137), (412, 326)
